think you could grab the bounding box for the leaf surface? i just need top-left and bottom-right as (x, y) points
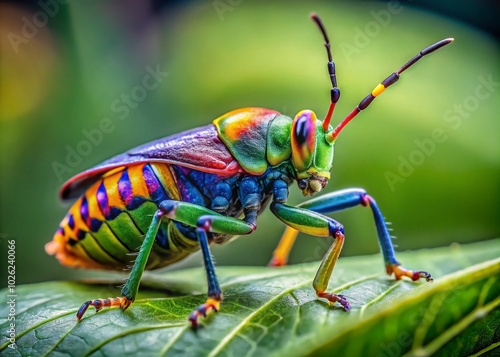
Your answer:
(1, 239), (499, 357)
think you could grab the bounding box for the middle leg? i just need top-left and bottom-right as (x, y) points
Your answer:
(157, 200), (256, 327)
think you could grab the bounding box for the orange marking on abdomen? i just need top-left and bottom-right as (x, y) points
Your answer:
(85, 180), (105, 222)
(103, 169), (126, 209)
(128, 164), (149, 198)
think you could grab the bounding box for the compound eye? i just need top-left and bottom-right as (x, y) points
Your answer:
(291, 110), (317, 173)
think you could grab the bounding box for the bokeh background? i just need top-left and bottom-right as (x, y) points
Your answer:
(1, 0), (499, 286)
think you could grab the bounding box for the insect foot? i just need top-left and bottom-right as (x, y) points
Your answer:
(188, 297), (221, 328)
(387, 264), (433, 282)
(316, 291), (351, 311)
(76, 296), (133, 321)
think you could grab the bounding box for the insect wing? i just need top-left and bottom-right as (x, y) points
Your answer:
(60, 124), (242, 200)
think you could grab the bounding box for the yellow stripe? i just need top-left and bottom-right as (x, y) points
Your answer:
(103, 170), (126, 209)
(69, 197), (89, 232)
(86, 180), (105, 221)
(372, 83), (386, 97)
(291, 223), (329, 237)
(102, 167), (125, 178)
(59, 215), (71, 238)
(128, 164), (149, 197)
(151, 163), (180, 200)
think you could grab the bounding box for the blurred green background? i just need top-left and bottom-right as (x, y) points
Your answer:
(1, 0), (499, 286)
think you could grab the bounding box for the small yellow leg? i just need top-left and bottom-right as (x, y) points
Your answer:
(268, 226), (299, 266)
(313, 232), (350, 310)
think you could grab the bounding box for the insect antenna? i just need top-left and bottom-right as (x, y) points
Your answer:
(326, 37), (454, 143)
(310, 13), (340, 132)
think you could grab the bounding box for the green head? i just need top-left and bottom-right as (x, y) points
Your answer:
(290, 110), (336, 196)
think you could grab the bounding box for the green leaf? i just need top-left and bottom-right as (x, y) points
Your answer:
(1, 239), (499, 357)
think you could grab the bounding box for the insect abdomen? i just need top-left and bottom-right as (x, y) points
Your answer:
(46, 163), (199, 270)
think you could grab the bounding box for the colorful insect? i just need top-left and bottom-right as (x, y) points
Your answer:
(46, 14), (453, 327)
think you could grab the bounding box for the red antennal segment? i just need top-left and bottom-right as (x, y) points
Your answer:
(327, 37), (454, 142)
(310, 13), (340, 132)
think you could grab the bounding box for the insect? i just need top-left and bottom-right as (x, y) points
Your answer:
(46, 13), (453, 327)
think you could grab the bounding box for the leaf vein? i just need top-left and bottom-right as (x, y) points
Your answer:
(406, 295), (500, 357)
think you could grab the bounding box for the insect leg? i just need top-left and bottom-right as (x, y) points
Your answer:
(268, 226), (299, 267)
(157, 200), (255, 327)
(270, 188), (433, 310)
(77, 211), (163, 321)
(77, 199), (256, 325)
(270, 202), (350, 310)
(297, 188), (432, 282)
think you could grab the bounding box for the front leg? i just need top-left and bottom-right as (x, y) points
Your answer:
(270, 202), (351, 310)
(156, 200), (259, 327)
(270, 188), (433, 310)
(299, 188), (432, 282)
(270, 188), (433, 282)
